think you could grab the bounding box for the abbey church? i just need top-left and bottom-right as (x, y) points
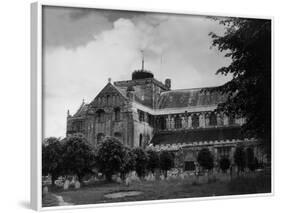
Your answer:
(66, 66), (266, 170)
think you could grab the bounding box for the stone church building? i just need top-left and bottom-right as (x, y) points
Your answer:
(66, 67), (265, 170)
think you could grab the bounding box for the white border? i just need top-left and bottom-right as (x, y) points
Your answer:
(31, 1), (274, 211)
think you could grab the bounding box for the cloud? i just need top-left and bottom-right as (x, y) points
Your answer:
(43, 9), (231, 138)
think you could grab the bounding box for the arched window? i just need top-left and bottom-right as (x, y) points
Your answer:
(114, 107), (121, 121)
(139, 134), (143, 147)
(209, 112), (217, 126)
(174, 115), (182, 129)
(96, 109), (105, 123)
(229, 114), (235, 125)
(192, 114), (199, 128)
(159, 116), (166, 130)
(97, 133), (105, 144)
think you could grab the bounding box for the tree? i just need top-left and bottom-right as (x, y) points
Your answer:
(42, 137), (64, 185)
(147, 150), (160, 174)
(246, 147), (256, 171)
(95, 136), (126, 181)
(133, 148), (148, 179)
(159, 151), (174, 178)
(208, 18), (271, 155)
(234, 146), (246, 175)
(120, 147), (136, 181)
(197, 148), (214, 171)
(219, 158), (230, 173)
(62, 134), (95, 182)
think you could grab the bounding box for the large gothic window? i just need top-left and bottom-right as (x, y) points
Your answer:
(175, 115), (182, 129)
(96, 109), (105, 123)
(192, 114), (199, 128)
(114, 107), (121, 121)
(209, 112), (217, 126)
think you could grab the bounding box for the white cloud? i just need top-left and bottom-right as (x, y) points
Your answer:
(43, 13), (232, 138)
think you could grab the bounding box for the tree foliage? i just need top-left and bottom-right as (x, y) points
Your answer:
(234, 146), (246, 174)
(42, 137), (64, 185)
(208, 18), (271, 153)
(133, 148), (148, 179)
(120, 147), (136, 181)
(197, 148), (214, 171)
(62, 134), (95, 182)
(219, 157), (231, 173)
(95, 137), (126, 181)
(159, 151), (174, 177)
(246, 147), (257, 171)
(146, 150), (160, 174)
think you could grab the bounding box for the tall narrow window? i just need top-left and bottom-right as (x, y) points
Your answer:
(192, 114), (199, 128)
(114, 107), (121, 121)
(96, 109), (105, 123)
(175, 115), (182, 129)
(209, 112), (217, 126)
(138, 110), (145, 122)
(159, 116), (166, 130)
(139, 134), (143, 147)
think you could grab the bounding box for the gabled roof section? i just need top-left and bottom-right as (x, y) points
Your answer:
(90, 82), (128, 106)
(157, 87), (227, 109)
(73, 101), (89, 117)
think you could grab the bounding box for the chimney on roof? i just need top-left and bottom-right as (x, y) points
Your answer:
(165, 78), (171, 89)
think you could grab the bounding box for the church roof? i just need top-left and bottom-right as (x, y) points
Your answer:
(151, 126), (243, 146)
(73, 101), (89, 117)
(157, 87), (227, 109)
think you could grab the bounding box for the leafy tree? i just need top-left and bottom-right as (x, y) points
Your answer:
(62, 134), (95, 182)
(234, 146), (246, 175)
(246, 147), (256, 171)
(147, 150), (160, 174)
(197, 148), (214, 171)
(95, 136), (126, 181)
(120, 147), (136, 181)
(219, 158), (231, 173)
(208, 18), (271, 155)
(42, 137), (64, 185)
(159, 151), (174, 178)
(133, 148), (148, 179)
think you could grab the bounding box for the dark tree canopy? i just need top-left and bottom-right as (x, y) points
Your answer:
(146, 150), (160, 174)
(95, 137), (126, 181)
(197, 148), (214, 171)
(219, 157), (231, 173)
(234, 146), (246, 173)
(42, 137), (64, 185)
(120, 147), (136, 181)
(159, 151), (174, 177)
(133, 148), (148, 178)
(208, 18), (271, 153)
(62, 134), (95, 182)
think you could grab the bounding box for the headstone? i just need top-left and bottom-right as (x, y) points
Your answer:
(74, 181), (81, 189)
(116, 177), (122, 183)
(63, 180), (70, 190)
(125, 177), (131, 186)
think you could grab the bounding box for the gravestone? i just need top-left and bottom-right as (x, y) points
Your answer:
(74, 181), (81, 189)
(63, 179), (70, 190)
(43, 186), (48, 195)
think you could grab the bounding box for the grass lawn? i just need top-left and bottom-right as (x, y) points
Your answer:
(43, 170), (271, 207)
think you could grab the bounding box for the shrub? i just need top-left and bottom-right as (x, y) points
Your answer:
(42, 137), (64, 185)
(147, 150), (160, 174)
(220, 158), (231, 173)
(120, 147), (136, 181)
(159, 151), (174, 178)
(234, 146), (246, 174)
(197, 148), (214, 171)
(62, 134), (95, 182)
(133, 148), (148, 179)
(95, 136), (126, 181)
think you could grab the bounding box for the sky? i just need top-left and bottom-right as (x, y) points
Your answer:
(42, 6), (232, 138)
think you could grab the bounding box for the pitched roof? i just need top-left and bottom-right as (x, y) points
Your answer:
(73, 101), (89, 117)
(157, 87), (227, 109)
(151, 127), (243, 146)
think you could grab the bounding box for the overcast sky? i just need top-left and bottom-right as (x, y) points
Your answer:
(42, 6), (232, 138)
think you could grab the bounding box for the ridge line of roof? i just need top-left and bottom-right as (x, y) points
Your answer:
(160, 85), (221, 94)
